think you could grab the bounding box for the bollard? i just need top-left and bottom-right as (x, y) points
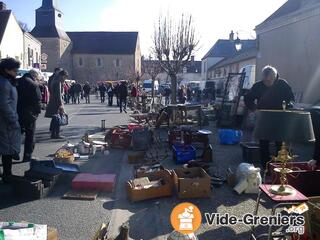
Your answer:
(101, 120), (106, 130)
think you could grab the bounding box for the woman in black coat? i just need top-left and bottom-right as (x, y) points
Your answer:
(0, 58), (21, 181)
(45, 70), (68, 118)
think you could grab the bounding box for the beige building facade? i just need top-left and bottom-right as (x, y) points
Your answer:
(23, 32), (41, 69)
(31, 0), (141, 83)
(256, 0), (320, 104)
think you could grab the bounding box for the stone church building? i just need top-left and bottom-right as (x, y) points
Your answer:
(31, 0), (141, 83)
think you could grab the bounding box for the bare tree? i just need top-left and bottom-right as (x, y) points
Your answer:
(142, 58), (162, 99)
(152, 13), (199, 103)
(18, 21), (30, 32)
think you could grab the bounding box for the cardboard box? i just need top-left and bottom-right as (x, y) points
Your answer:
(47, 227), (58, 240)
(174, 167), (211, 199)
(133, 161), (165, 178)
(127, 170), (174, 202)
(128, 151), (146, 164)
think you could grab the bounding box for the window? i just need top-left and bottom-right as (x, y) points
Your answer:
(79, 57), (83, 66)
(115, 59), (121, 67)
(97, 58), (102, 67)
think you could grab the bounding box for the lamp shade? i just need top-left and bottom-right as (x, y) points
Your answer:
(254, 110), (315, 142)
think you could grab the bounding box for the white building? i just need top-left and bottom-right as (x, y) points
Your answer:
(0, 3), (24, 63)
(0, 2), (41, 69)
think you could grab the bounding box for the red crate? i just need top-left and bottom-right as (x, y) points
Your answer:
(128, 123), (144, 132)
(111, 129), (132, 148)
(269, 162), (320, 197)
(72, 173), (116, 192)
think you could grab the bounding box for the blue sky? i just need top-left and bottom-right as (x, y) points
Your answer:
(7, 0), (287, 59)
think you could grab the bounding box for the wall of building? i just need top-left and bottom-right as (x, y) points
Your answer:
(37, 37), (61, 72)
(256, 7), (320, 104)
(134, 36), (142, 76)
(208, 58), (256, 80)
(72, 54), (136, 83)
(23, 33), (41, 69)
(201, 57), (224, 81)
(0, 13), (24, 64)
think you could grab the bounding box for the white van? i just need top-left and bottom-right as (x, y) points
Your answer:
(142, 79), (159, 94)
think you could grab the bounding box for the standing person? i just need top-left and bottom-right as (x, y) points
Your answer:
(63, 82), (70, 104)
(244, 66), (295, 169)
(187, 86), (192, 102)
(48, 68), (62, 92)
(73, 82), (82, 104)
(69, 83), (75, 104)
(0, 58), (21, 181)
(164, 87), (171, 106)
(118, 81), (128, 113)
(99, 83), (107, 103)
(130, 84), (137, 108)
(83, 82), (91, 104)
(107, 83), (114, 106)
(45, 70), (68, 138)
(114, 83), (120, 106)
(17, 69), (42, 162)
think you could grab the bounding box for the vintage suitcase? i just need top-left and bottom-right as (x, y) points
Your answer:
(72, 173), (116, 192)
(9, 175), (44, 199)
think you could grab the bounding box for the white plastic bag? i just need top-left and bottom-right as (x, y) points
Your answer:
(0, 222), (47, 240)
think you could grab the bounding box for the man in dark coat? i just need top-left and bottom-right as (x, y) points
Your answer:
(0, 58), (21, 181)
(114, 83), (120, 106)
(107, 83), (114, 106)
(73, 82), (82, 104)
(45, 70), (68, 118)
(83, 82), (91, 104)
(17, 70), (42, 161)
(118, 81), (128, 113)
(244, 66), (295, 169)
(99, 83), (107, 103)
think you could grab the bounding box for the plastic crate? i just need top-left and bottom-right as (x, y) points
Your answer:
(111, 128), (132, 148)
(218, 129), (242, 145)
(172, 144), (196, 164)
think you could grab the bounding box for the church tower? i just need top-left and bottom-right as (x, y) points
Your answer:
(31, 0), (72, 73)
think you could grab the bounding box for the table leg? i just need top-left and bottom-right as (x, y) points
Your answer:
(251, 190), (262, 235)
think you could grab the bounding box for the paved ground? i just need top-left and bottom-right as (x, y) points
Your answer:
(0, 96), (314, 240)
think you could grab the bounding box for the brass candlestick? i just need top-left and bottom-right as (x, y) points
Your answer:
(269, 142), (296, 195)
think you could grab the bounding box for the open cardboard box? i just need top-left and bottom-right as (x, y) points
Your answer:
(174, 167), (211, 199)
(126, 170), (174, 202)
(133, 161), (165, 178)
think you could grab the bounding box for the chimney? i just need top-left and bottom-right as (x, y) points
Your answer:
(229, 30), (234, 41)
(191, 56), (195, 62)
(0, 2), (7, 10)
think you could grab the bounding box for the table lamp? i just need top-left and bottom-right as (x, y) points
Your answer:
(254, 103), (315, 195)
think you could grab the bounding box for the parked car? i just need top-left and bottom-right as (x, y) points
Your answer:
(143, 79), (159, 94)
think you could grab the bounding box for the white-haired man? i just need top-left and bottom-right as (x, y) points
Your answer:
(17, 69), (42, 162)
(244, 66), (295, 169)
